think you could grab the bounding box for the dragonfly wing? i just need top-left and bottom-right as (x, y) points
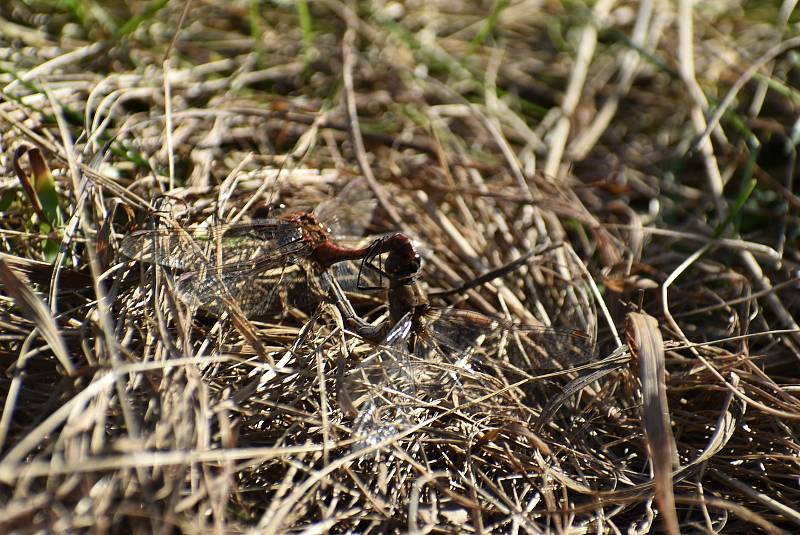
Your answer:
(327, 261), (360, 292)
(327, 259), (387, 293)
(421, 308), (596, 372)
(173, 238), (311, 315)
(313, 179), (377, 237)
(502, 322), (596, 372)
(120, 227), (209, 271)
(345, 315), (418, 447)
(120, 219), (306, 272)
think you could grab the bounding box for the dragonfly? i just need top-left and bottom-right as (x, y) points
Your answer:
(119, 180), (411, 317)
(339, 237), (597, 447)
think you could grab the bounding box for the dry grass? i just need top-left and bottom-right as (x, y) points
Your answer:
(1, 1), (799, 533)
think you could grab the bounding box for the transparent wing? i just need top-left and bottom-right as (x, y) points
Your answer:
(343, 316), (418, 448)
(313, 179), (377, 238)
(419, 308), (596, 372)
(342, 309), (596, 447)
(218, 257), (382, 317)
(172, 238), (317, 314)
(119, 219), (306, 271)
(413, 308), (598, 430)
(328, 258), (387, 293)
(190, 256), (384, 317)
(176, 261), (321, 316)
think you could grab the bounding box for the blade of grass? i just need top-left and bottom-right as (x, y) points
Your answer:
(249, 0), (265, 66)
(713, 142), (759, 238)
(27, 147), (63, 228)
(296, 0), (315, 62)
(113, 0), (170, 40)
(600, 28), (679, 79)
(0, 258), (75, 375)
(467, 0), (509, 56)
(626, 312), (679, 535)
(12, 146), (47, 224)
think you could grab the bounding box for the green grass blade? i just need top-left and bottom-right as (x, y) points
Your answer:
(467, 0), (509, 56)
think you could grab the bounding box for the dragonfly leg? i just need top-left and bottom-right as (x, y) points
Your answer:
(319, 270), (386, 341)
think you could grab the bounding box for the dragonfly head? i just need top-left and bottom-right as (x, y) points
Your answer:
(385, 250), (421, 285)
(357, 234), (422, 290)
(383, 233), (422, 285)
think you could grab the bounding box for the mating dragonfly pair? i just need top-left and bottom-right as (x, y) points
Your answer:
(120, 181), (596, 446)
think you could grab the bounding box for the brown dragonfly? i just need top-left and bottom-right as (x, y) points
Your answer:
(339, 237), (597, 446)
(119, 181), (410, 317)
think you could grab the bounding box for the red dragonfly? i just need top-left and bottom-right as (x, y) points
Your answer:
(119, 181), (410, 317)
(339, 238), (597, 446)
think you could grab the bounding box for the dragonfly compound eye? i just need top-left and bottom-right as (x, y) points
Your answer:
(410, 254), (422, 274)
(385, 252), (422, 281)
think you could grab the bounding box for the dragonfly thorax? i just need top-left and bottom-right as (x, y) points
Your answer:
(288, 212), (331, 247)
(388, 280), (428, 327)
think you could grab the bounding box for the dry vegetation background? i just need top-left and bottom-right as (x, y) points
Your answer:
(1, 0), (800, 533)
